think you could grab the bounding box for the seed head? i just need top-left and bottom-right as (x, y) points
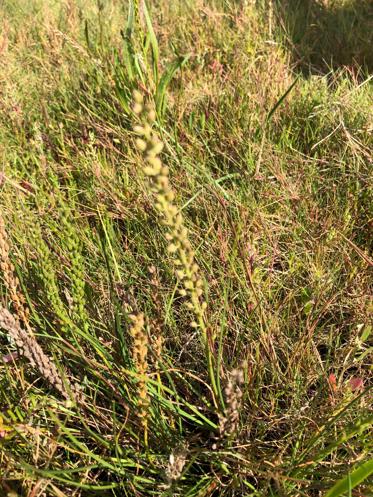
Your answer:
(0, 307), (79, 400)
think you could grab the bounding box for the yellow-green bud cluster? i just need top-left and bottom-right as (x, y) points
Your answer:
(132, 90), (207, 331)
(30, 225), (72, 332)
(55, 199), (89, 335)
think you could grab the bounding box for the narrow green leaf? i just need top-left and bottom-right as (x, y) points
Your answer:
(309, 416), (373, 466)
(294, 386), (372, 467)
(155, 55), (190, 117)
(84, 20), (90, 51)
(122, 1), (136, 81)
(325, 459), (373, 497)
(267, 76), (299, 122)
(360, 324), (371, 343)
(142, 0), (159, 82)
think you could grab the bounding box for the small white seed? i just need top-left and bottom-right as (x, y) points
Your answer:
(136, 138), (147, 151)
(133, 103), (143, 115)
(134, 125), (145, 135)
(148, 110), (156, 122)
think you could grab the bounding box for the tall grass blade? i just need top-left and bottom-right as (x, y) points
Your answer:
(122, 1), (136, 82)
(155, 55), (189, 117)
(142, 0), (159, 83)
(267, 76), (299, 122)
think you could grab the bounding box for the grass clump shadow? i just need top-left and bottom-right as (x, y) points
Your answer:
(274, 0), (373, 76)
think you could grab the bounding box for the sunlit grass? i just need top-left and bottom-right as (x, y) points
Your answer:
(0, 1), (372, 495)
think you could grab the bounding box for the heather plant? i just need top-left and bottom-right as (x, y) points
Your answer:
(0, 1), (372, 496)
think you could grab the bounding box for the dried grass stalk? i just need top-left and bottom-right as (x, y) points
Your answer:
(129, 312), (149, 437)
(0, 213), (31, 331)
(0, 307), (74, 400)
(219, 367), (245, 439)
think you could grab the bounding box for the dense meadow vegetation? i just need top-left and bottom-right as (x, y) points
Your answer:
(0, 0), (372, 495)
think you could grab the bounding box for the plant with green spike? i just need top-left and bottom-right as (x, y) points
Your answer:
(55, 195), (90, 336)
(30, 223), (72, 333)
(131, 89), (218, 400)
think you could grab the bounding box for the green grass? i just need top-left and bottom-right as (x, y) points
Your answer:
(0, 0), (372, 495)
